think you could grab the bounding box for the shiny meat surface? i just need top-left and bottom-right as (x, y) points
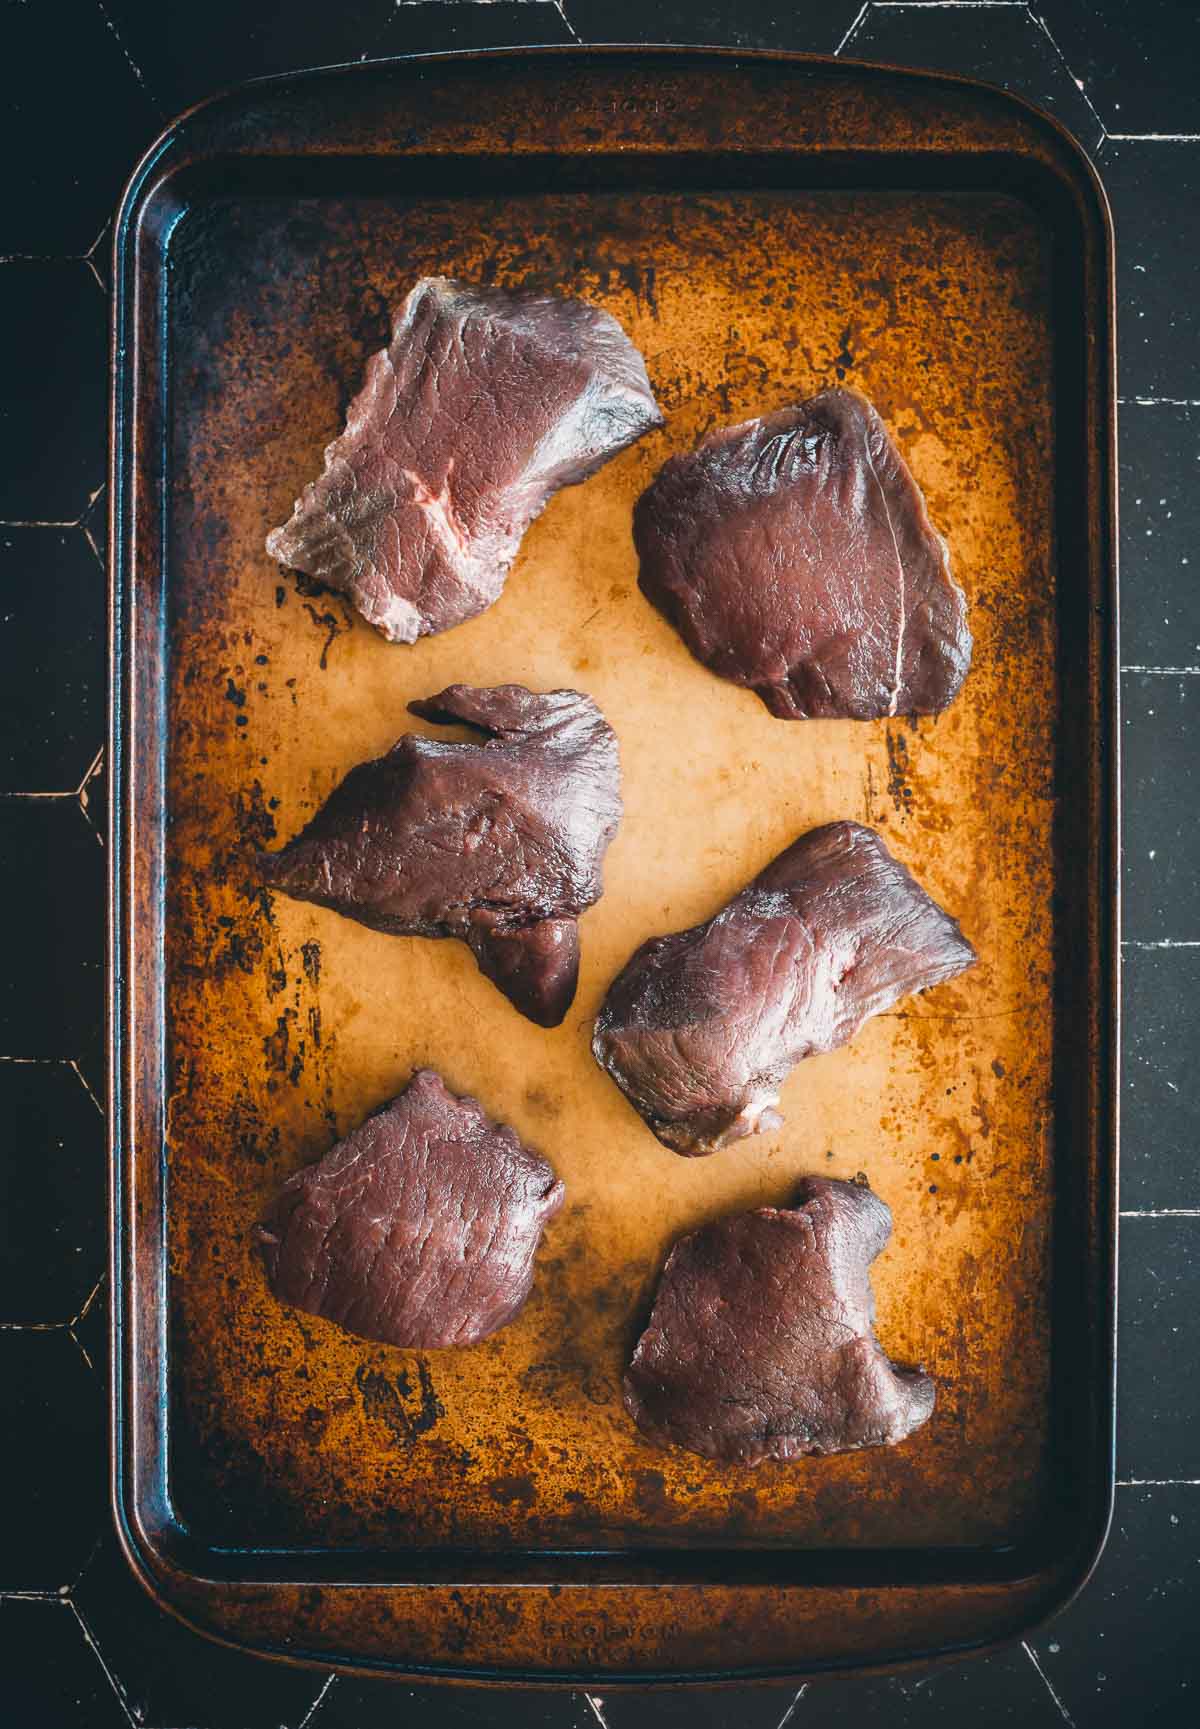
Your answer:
(593, 821), (976, 1154)
(260, 684), (622, 1026)
(267, 276), (663, 641)
(624, 1176), (935, 1464)
(634, 387), (971, 719)
(256, 1068), (564, 1349)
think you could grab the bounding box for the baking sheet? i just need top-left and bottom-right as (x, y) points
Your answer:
(111, 50), (1117, 1679)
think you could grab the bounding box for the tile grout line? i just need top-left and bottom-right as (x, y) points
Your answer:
(776, 1684), (809, 1727)
(84, 220), (112, 262)
(1123, 939), (1200, 948)
(1121, 1209), (1200, 1218)
(78, 745), (106, 798)
(70, 1535), (104, 1597)
(70, 1057), (105, 1117)
(834, 3), (871, 56)
(1121, 665), (1200, 675)
(92, 0), (164, 119)
(1119, 1477), (1200, 1486)
(0, 1275), (104, 1336)
(69, 1321), (96, 1376)
(73, 1276), (106, 1328)
(0, 518), (82, 529)
(1025, 6), (1108, 145)
(1108, 132), (1200, 142)
(1118, 396), (1200, 407)
(1023, 1640), (1077, 1726)
(554, 0), (581, 44)
(296, 1672), (337, 1728)
(69, 1599), (139, 1728)
(586, 1695), (612, 1728)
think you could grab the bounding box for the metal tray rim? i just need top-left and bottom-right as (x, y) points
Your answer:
(107, 44), (1120, 1681)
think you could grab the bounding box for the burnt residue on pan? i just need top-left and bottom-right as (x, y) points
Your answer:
(116, 51), (1116, 1679)
(162, 174), (1058, 1560)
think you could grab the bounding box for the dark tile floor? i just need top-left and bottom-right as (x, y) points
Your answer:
(2, 3), (1197, 1725)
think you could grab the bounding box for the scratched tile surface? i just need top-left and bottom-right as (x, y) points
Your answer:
(2, 2), (1197, 1726)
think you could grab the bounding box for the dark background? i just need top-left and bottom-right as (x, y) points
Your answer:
(2, 2), (1196, 1724)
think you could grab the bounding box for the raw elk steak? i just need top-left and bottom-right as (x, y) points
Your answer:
(593, 821), (975, 1154)
(257, 1068), (564, 1349)
(260, 684), (622, 1027)
(267, 276), (663, 641)
(634, 387), (971, 719)
(624, 1175), (935, 1464)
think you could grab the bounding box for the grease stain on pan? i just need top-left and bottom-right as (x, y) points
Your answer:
(163, 183), (1056, 1557)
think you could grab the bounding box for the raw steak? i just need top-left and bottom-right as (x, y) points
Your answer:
(624, 1176), (935, 1464)
(256, 1068), (564, 1349)
(267, 276), (663, 641)
(260, 684), (622, 1027)
(593, 820), (975, 1154)
(634, 387), (971, 719)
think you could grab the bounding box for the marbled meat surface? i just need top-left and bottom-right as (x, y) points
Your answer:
(634, 388), (971, 719)
(593, 820), (976, 1154)
(624, 1176), (935, 1464)
(267, 276), (663, 641)
(260, 684), (622, 1027)
(256, 1068), (564, 1349)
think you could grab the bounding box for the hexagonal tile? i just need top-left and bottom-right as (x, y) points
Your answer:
(845, 2), (1103, 151)
(0, 1600), (127, 1729)
(567, 0), (861, 52)
(1121, 672), (1200, 941)
(1118, 1216), (1200, 1484)
(1029, 1483), (1200, 1723)
(0, 800), (105, 1075)
(0, 262), (107, 524)
(0, 0), (160, 256)
(0, 1059), (104, 1323)
(1100, 139), (1200, 401)
(1118, 402), (1200, 672)
(596, 1684), (794, 1728)
(74, 1537), (323, 1729)
(102, 0), (395, 118)
(0, 528), (105, 795)
(786, 1645), (1069, 1726)
(1038, 0), (1200, 135)
(1122, 944), (1200, 1211)
(311, 1674), (600, 1727)
(0, 1329), (106, 1592)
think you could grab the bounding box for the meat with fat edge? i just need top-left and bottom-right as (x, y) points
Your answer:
(268, 276), (663, 642)
(592, 820), (976, 1154)
(634, 388), (971, 719)
(256, 1068), (564, 1349)
(624, 1175), (935, 1464)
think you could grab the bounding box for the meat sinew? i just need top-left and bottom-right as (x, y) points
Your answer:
(256, 1068), (564, 1349)
(593, 821), (975, 1155)
(624, 1175), (935, 1464)
(634, 387), (971, 720)
(260, 685), (622, 1027)
(267, 277), (663, 642)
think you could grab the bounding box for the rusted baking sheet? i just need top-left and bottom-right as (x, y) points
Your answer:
(109, 48), (1118, 1683)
